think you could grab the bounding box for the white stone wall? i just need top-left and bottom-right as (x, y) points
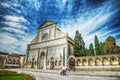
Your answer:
(20, 56), (26, 68)
(55, 29), (66, 38)
(70, 44), (74, 55)
(28, 49), (39, 62)
(38, 24), (56, 42)
(50, 26), (55, 39)
(38, 31), (41, 42)
(47, 46), (64, 60)
(30, 38), (67, 49)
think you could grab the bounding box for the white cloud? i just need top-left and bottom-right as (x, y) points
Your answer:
(59, 1), (120, 48)
(1, 2), (10, 7)
(1, 2), (20, 7)
(3, 21), (27, 30)
(1, 27), (25, 35)
(0, 32), (33, 54)
(0, 33), (17, 44)
(4, 15), (27, 23)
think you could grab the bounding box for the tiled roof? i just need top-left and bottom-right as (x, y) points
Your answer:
(9, 53), (20, 57)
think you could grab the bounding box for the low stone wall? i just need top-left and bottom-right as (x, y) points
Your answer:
(75, 66), (120, 71)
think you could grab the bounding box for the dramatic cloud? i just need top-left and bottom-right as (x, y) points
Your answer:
(0, 0), (120, 54)
(60, 1), (120, 47)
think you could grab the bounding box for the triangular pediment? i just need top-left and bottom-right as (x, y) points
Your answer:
(38, 20), (57, 30)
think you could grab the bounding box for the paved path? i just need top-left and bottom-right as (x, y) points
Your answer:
(6, 69), (120, 80)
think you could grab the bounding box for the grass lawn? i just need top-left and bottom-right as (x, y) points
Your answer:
(0, 76), (24, 80)
(0, 70), (35, 80)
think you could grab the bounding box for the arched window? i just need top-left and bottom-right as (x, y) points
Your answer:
(82, 59), (88, 66)
(13, 59), (15, 64)
(77, 59), (81, 66)
(8, 59), (11, 64)
(17, 60), (19, 64)
(95, 58), (102, 66)
(110, 57), (118, 66)
(42, 33), (48, 41)
(55, 60), (58, 66)
(88, 58), (94, 66)
(102, 57), (109, 66)
(59, 60), (62, 66)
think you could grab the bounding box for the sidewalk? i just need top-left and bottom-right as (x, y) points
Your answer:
(19, 68), (120, 78)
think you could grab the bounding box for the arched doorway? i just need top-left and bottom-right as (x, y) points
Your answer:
(50, 57), (54, 69)
(68, 57), (75, 71)
(82, 59), (88, 66)
(40, 51), (45, 69)
(110, 57), (118, 66)
(102, 57), (109, 66)
(76, 59), (81, 66)
(95, 58), (102, 66)
(88, 58), (95, 66)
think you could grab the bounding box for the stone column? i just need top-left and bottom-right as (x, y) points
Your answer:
(63, 47), (65, 66)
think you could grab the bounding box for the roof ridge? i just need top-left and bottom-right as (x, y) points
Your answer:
(37, 20), (57, 30)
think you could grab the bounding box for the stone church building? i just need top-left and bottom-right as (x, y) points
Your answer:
(26, 20), (74, 69)
(26, 20), (120, 71)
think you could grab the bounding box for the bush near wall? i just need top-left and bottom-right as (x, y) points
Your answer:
(21, 73), (35, 80)
(0, 70), (35, 80)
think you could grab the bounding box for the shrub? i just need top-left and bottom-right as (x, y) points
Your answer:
(21, 73), (35, 80)
(0, 70), (35, 80)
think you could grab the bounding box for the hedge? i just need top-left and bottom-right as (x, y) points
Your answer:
(0, 70), (35, 80)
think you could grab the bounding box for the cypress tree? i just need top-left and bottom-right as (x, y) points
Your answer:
(74, 30), (81, 56)
(74, 30), (85, 56)
(100, 42), (105, 55)
(94, 35), (100, 55)
(85, 48), (89, 56)
(89, 43), (94, 56)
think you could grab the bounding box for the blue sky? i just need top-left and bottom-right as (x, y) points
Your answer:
(0, 0), (120, 54)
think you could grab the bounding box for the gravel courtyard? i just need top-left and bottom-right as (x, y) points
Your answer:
(6, 69), (120, 80)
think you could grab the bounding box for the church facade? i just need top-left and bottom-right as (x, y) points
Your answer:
(26, 20), (120, 71)
(26, 20), (74, 69)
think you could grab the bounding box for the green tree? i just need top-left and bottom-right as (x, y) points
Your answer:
(104, 36), (116, 54)
(80, 46), (86, 56)
(88, 43), (94, 56)
(94, 35), (100, 55)
(74, 30), (81, 56)
(100, 42), (105, 55)
(113, 46), (120, 53)
(85, 48), (89, 56)
(74, 30), (85, 56)
(80, 38), (86, 56)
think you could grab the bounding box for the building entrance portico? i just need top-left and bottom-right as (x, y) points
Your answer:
(39, 51), (46, 69)
(68, 56), (75, 71)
